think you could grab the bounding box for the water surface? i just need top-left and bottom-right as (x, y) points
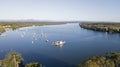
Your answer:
(0, 23), (120, 67)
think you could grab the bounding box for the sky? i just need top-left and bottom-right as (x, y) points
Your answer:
(0, 0), (120, 22)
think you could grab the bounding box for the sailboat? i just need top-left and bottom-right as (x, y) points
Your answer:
(41, 30), (49, 42)
(44, 33), (49, 42)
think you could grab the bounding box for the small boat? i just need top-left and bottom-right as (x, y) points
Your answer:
(33, 33), (37, 37)
(21, 31), (26, 38)
(0, 34), (6, 37)
(45, 33), (49, 42)
(42, 33), (49, 42)
(32, 40), (34, 44)
(52, 41), (66, 47)
(45, 39), (49, 42)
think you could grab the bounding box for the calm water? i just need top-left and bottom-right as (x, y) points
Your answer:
(0, 23), (120, 67)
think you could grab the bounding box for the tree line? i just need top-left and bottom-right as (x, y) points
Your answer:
(80, 23), (120, 33)
(79, 52), (120, 67)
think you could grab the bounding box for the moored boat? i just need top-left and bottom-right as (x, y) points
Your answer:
(52, 41), (66, 47)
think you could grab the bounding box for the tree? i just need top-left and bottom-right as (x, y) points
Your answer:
(1, 51), (24, 67)
(25, 62), (41, 67)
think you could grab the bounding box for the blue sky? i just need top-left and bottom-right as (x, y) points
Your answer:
(0, 0), (120, 22)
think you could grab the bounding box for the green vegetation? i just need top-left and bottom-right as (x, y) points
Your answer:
(78, 52), (120, 67)
(1, 51), (23, 67)
(0, 27), (5, 33)
(25, 62), (41, 67)
(0, 22), (66, 34)
(80, 23), (120, 33)
(1, 51), (120, 67)
(0, 51), (42, 67)
(79, 23), (120, 66)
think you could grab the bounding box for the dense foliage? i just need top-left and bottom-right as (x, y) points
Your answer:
(0, 27), (5, 33)
(0, 51), (42, 67)
(80, 23), (120, 33)
(25, 62), (41, 67)
(1, 52), (24, 67)
(79, 52), (120, 67)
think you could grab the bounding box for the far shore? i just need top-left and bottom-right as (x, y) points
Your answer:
(0, 22), (67, 34)
(80, 22), (120, 33)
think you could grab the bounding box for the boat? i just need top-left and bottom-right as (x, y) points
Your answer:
(21, 31), (26, 38)
(0, 34), (6, 37)
(45, 39), (49, 42)
(44, 33), (49, 42)
(52, 41), (66, 47)
(41, 32), (49, 42)
(32, 40), (34, 44)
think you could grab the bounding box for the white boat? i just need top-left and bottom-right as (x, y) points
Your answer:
(0, 34), (6, 37)
(41, 32), (49, 42)
(32, 40), (34, 44)
(44, 33), (49, 42)
(52, 41), (66, 47)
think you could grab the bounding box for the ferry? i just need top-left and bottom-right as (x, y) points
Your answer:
(52, 41), (66, 47)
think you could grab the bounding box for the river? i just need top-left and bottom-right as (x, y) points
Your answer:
(0, 23), (120, 67)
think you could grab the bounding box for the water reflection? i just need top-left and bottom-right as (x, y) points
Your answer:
(41, 30), (49, 43)
(16, 26), (65, 47)
(2, 23), (116, 67)
(32, 32), (38, 44)
(17, 26), (67, 48)
(20, 31), (26, 38)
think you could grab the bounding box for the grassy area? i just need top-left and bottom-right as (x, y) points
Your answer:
(78, 52), (120, 67)
(80, 23), (120, 33)
(0, 22), (66, 33)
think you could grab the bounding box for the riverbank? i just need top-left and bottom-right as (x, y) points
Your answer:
(0, 51), (42, 67)
(80, 23), (120, 33)
(0, 22), (66, 34)
(78, 52), (120, 67)
(1, 51), (120, 67)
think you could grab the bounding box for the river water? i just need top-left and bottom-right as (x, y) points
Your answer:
(0, 23), (120, 67)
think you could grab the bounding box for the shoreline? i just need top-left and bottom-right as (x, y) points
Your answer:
(80, 23), (120, 34)
(0, 22), (67, 34)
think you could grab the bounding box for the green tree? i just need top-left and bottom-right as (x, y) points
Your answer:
(1, 51), (24, 67)
(25, 62), (41, 67)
